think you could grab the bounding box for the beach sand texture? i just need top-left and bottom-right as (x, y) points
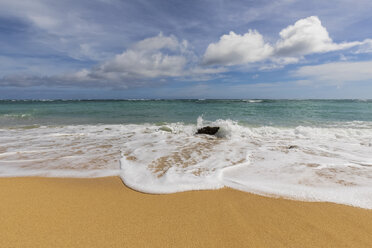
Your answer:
(1, 177), (372, 248)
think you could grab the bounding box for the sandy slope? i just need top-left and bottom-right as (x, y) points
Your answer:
(1, 177), (371, 248)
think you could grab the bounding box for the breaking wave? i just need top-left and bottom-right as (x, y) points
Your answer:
(1, 117), (372, 208)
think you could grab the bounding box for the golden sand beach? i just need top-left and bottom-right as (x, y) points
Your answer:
(1, 176), (372, 248)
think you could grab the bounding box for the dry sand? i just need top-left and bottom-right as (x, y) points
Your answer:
(0, 177), (371, 248)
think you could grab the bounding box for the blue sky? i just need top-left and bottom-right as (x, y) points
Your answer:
(1, 0), (372, 99)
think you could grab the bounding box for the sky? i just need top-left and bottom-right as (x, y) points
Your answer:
(1, 0), (372, 99)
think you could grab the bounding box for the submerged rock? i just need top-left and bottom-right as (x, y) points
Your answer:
(196, 126), (219, 135)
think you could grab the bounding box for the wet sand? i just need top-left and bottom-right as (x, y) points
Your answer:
(0, 176), (371, 248)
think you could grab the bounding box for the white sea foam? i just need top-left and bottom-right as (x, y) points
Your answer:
(0, 113), (33, 119)
(243, 99), (263, 103)
(0, 118), (372, 208)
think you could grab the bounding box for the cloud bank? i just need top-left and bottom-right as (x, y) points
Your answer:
(1, 34), (224, 88)
(292, 60), (372, 85)
(202, 30), (273, 66)
(1, 16), (372, 89)
(203, 16), (371, 66)
(82, 34), (189, 81)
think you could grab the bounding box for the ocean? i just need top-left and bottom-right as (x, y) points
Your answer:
(1, 99), (372, 208)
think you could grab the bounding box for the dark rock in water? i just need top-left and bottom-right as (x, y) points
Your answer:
(196, 126), (219, 135)
(288, 145), (298, 149)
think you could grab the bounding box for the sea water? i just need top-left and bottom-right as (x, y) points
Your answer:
(0, 99), (372, 208)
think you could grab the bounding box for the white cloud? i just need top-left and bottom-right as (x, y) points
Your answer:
(355, 39), (372, 54)
(133, 34), (180, 52)
(203, 30), (273, 66)
(90, 34), (188, 79)
(203, 16), (371, 67)
(292, 60), (372, 84)
(274, 16), (362, 56)
(27, 14), (59, 29)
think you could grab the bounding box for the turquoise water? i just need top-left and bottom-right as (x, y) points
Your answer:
(1, 99), (372, 127)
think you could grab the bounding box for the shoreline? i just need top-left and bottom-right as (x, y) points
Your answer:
(1, 176), (372, 247)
